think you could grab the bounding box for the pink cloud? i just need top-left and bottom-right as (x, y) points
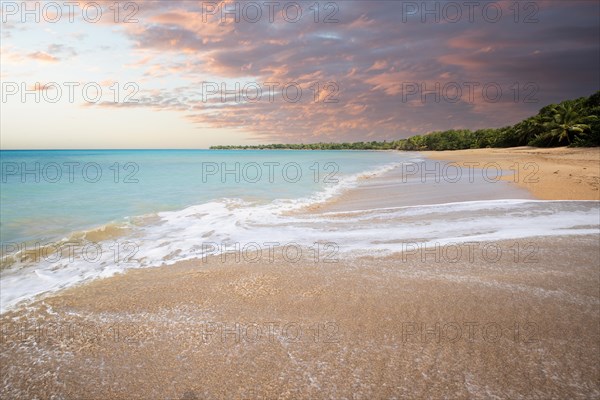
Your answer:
(88, 1), (599, 142)
(27, 51), (59, 63)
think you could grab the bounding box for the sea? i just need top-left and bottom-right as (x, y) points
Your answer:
(1, 149), (599, 313)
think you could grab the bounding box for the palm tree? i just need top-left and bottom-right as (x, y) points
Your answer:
(542, 103), (592, 145)
(514, 117), (543, 145)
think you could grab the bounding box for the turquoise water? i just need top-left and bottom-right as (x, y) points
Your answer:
(2, 149), (599, 313)
(0, 149), (404, 245)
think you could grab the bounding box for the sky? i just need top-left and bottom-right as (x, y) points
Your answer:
(1, 0), (599, 149)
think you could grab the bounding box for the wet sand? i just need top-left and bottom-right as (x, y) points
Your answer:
(1, 147), (599, 398)
(1, 236), (598, 399)
(310, 154), (534, 213)
(422, 147), (600, 200)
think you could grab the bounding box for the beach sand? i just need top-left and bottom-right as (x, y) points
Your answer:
(1, 236), (599, 399)
(1, 147), (599, 399)
(422, 147), (600, 200)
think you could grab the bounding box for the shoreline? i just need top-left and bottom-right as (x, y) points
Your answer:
(1, 148), (599, 398)
(2, 236), (598, 399)
(421, 146), (600, 200)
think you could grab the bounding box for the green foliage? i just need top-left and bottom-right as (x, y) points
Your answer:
(210, 91), (600, 150)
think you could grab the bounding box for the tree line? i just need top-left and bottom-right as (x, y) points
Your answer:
(210, 91), (599, 151)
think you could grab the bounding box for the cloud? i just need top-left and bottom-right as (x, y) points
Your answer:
(27, 51), (60, 63)
(26, 83), (57, 92)
(93, 1), (600, 142)
(47, 44), (77, 58)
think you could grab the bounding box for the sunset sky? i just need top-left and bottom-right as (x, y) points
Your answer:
(1, 0), (599, 149)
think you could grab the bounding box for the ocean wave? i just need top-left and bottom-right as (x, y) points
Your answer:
(1, 156), (598, 313)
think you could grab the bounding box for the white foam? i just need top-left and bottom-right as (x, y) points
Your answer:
(1, 157), (599, 314)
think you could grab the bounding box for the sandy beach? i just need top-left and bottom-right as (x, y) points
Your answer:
(2, 0), (598, 397)
(422, 147), (600, 201)
(1, 236), (598, 399)
(1, 148), (599, 399)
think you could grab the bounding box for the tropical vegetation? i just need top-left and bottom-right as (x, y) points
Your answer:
(210, 91), (599, 150)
